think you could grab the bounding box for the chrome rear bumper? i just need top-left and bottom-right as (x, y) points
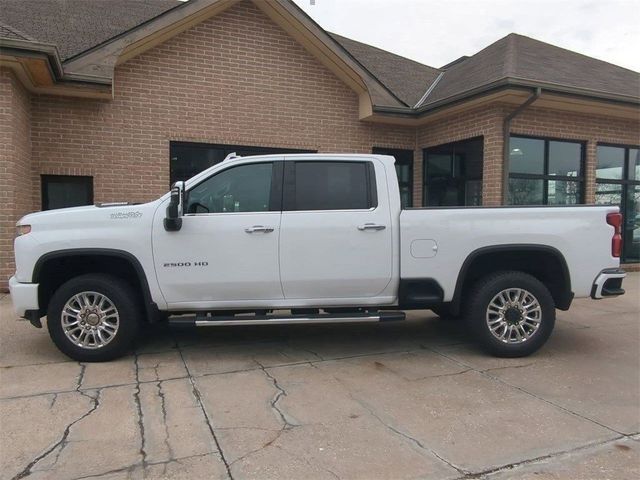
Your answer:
(591, 268), (626, 299)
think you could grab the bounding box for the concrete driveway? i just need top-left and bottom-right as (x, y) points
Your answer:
(1, 274), (639, 480)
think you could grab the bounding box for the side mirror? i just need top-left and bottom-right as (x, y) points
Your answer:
(164, 181), (184, 232)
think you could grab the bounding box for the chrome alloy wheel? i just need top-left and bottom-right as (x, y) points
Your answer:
(485, 288), (542, 344)
(61, 292), (120, 349)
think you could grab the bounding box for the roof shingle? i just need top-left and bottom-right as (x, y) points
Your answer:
(422, 33), (640, 107)
(1, 1), (637, 108)
(329, 33), (441, 107)
(0, 0), (181, 60)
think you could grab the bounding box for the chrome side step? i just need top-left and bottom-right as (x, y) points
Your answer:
(169, 311), (405, 327)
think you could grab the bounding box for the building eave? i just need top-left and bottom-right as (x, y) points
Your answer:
(0, 39), (112, 98)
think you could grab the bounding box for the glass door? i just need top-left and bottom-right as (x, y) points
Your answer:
(595, 145), (639, 263)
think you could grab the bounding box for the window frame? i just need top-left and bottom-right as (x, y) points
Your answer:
(508, 134), (586, 205)
(184, 161), (283, 215)
(422, 136), (484, 207)
(595, 142), (640, 263)
(170, 141), (314, 185)
(41, 175), (94, 211)
(282, 160), (378, 212)
(372, 147), (414, 208)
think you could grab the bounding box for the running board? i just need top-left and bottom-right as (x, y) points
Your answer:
(168, 311), (405, 327)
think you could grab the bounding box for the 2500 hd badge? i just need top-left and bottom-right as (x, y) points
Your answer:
(163, 261), (209, 267)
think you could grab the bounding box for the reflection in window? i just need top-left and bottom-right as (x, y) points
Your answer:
(423, 137), (483, 207)
(596, 144), (640, 262)
(508, 136), (584, 205)
(596, 145), (625, 180)
(510, 137), (544, 175)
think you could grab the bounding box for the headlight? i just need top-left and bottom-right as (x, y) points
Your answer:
(16, 224), (31, 236)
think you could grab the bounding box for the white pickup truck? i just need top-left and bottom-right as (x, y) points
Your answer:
(10, 154), (626, 361)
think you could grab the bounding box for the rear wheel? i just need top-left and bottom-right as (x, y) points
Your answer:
(47, 274), (140, 362)
(465, 271), (555, 357)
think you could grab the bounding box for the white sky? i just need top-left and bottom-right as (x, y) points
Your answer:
(291, 0), (640, 72)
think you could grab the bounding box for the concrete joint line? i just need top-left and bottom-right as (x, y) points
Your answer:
(174, 335), (235, 480)
(457, 435), (629, 479)
(423, 345), (628, 437)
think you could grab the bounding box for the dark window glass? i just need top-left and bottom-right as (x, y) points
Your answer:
(508, 178), (544, 205)
(293, 162), (372, 211)
(549, 141), (581, 176)
(509, 137), (544, 174)
(186, 163), (273, 214)
(423, 137), (483, 207)
(596, 144), (640, 262)
(170, 142), (314, 184)
(372, 147), (414, 208)
(596, 145), (625, 180)
(426, 154), (455, 178)
(41, 175), (93, 210)
(508, 136), (584, 205)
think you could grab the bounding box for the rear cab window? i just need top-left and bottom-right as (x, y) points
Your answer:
(284, 161), (377, 211)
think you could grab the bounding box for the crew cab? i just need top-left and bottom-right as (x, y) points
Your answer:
(9, 154), (626, 361)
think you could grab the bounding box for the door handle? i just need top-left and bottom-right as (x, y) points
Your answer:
(244, 225), (274, 234)
(357, 223), (386, 231)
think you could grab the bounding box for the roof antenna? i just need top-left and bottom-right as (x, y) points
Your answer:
(224, 152), (239, 161)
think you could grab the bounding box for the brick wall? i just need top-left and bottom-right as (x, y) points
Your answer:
(0, 69), (32, 289)
(30, 1), (415, 208)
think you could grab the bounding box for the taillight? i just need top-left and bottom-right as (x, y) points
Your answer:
(606, 212), (623, 258)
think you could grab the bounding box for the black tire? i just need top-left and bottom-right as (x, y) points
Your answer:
(431, 305), (461, 320)
(47, 274), (140, 362)
(465, 271), (555, 357)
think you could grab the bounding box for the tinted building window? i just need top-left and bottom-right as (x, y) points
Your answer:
(41, 175), (93, 210)
(289, 161), (375, 211)
(508, 136), (584, 205)
(372, 147), (413, 208)
(170, 142), (314, 184)
(423, 137), (483, 207)
(596, 144), (640, 263)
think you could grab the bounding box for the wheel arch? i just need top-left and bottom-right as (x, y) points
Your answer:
(450, 244), (573, 315)
(32, 248), (160, 323)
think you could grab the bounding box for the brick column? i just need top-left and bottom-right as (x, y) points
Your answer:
(584, 139), (597, 204)
(412, 147), (423, 207)
(0, 70), (33, 291)
(482, 123), (504, 206)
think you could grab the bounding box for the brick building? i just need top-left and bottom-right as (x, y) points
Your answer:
(1, 0), (639, 289)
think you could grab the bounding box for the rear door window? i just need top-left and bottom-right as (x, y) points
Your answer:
(285, 161), (376, 211)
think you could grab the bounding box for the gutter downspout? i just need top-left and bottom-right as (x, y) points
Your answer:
(502, 87), (542, 203)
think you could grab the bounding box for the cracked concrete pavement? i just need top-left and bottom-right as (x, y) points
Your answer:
(0, 273), (638, 479)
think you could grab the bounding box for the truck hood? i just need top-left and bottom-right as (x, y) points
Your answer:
(18, 201), (161, 227)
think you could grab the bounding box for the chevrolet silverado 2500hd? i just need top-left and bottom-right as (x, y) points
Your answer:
(9, 154), (626, 361)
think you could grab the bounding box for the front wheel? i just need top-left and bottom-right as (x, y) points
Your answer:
(47, 274), (140, 362)
(465, 271), (555, 357)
